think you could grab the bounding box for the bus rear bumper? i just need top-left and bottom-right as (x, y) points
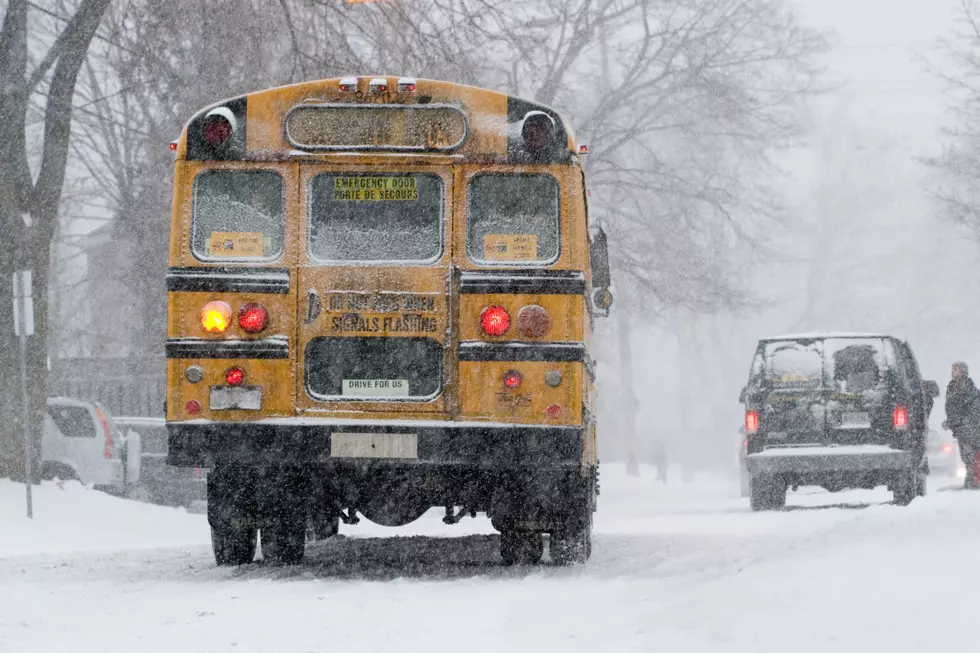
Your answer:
(166, 420), (585, 469)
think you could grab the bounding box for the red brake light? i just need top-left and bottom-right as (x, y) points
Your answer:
(503, 370), (522, 389)
(942, 443), (954, 454)
(480, 306), (511, 336)
(893, 406), (908, 429)
(186, 400), (201, 415)
(96, 406), (113, 459)
(546, 404), (563, 419)
(225, 367), (245, 386)
(202, 114), (233, 146)
(238, 303), (269, 333)
(745, 410), (760, 433)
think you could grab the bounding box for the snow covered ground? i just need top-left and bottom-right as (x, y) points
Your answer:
(1, 467), (977, 653)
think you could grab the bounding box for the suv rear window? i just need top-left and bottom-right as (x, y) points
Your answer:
(47, 405), (95, 438)
(467, 173), (560, 264)
(751, 338), (889, 393)
(191, 170), (284, 261)
(308, 173), (443, 263)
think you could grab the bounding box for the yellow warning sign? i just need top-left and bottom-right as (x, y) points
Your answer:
(333, 176), (419, 201)
(483, 234), (538, 261)
(208, 232), (264, 257)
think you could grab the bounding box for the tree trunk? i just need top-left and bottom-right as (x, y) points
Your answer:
(618, 312), (640, 477)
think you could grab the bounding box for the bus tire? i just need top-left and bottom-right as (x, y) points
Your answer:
(258, 469), (307, 565)
(208, 463), (257, 566)
(500, 531), (544, 566)
(551, 514), (593, 565)
(749, 474), (786, 511)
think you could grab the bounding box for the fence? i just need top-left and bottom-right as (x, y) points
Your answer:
(49, 356), (166, 418)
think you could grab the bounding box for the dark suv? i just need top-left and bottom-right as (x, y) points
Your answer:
(739, 333), (940, 510)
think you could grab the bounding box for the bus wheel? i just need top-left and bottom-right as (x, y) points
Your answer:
(551, 512), (593, 565)
(500, 531), (544, 565)
(208, 463), (258, 566)
(259, 470), (308, 565)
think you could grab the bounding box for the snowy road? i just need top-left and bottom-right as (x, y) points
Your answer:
(2, 469), (978, 653)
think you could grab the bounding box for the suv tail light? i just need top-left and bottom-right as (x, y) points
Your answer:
(95, 406), (113, 459)
(745, 410), (760, 433)
(893, 406), (908, 430)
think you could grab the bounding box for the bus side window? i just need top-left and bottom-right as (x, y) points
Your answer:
(590, 227), (613, 314)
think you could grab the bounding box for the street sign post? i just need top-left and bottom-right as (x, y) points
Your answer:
(13, 270), (34, 518)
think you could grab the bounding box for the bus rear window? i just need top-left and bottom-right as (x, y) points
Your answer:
(308, 173), (443, 263)
(191, 170), (284, 261)
(467, 174), (560, 264)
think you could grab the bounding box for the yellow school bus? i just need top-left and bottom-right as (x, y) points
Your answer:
(165, 76), (613, 566)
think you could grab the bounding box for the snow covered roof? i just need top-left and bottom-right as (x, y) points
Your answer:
(760, 331), (891, 342)
(760, 332), (889, 342)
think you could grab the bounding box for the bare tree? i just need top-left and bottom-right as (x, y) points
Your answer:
(924, 0), (980, 238)
(0, 0), (112, 479)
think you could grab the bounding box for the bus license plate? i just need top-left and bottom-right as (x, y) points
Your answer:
(209, 386), (262, 411)
(331, 432), (418, 459)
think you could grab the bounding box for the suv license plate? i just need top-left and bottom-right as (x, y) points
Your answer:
(331, 432), (418, 459)
(209, 386), (262, 411)
(841, 411), (871, 428)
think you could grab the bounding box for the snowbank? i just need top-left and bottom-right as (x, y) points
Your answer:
(0, 480), (208, 557)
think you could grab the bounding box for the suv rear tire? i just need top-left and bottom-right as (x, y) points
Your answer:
(750, 474), (786, 511)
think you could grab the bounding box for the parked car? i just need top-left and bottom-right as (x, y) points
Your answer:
(739, 333), (939, 510)
(113, 416), (206, 507)
(42, 397), (141, 492)
(926, 426), (966, 479)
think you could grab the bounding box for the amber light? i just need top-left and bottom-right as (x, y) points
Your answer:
(480, 306), (511, 336)
(503, 370), (522, 389)
(745, 410), (760, 433)
(238, 303), (269, 333)
(201, 301), (232, 333)
(225, 367), (245, 386)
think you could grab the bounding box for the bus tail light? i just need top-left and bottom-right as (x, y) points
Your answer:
(522, 111), (556, 152)
(201, 107), (237, 146)
(238, 303), (269, 333)
(369, 77), (388, 93)
(503, 370), (522, 389)
(186, 400), (201, 415)
(517, 305), (551, 338)
(480, 306), (510, 336)
(546, 404), (563, 419)
(201, 301), (232, 333)
(95, 406), (113, 459)
(397, 77), (417, 92)
(339, 77), (358, 92)
(225, 367), (245, 386)
(745, 410), (760, 434)
(893, 406), (908, 430)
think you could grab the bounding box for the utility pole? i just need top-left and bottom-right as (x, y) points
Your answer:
(12, 269), (35, 518)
